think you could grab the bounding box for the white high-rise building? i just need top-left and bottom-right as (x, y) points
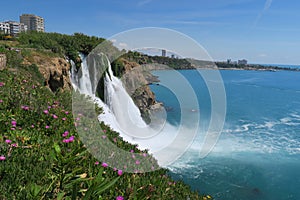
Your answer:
(20, 14), (45, 32)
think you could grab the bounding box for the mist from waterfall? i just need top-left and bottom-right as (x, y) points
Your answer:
(70, 53), (188, 165)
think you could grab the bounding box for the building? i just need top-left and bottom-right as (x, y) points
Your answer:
(238, 59), (248, 65)
(20, 14), (45, 32)
(0, 22), (10, 34)
(162, 49), (166, 57)
(4, 21), (27, 36)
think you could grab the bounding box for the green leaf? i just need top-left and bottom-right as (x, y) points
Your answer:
(53, 142), (61, 154)
(57, 192), (65, 200)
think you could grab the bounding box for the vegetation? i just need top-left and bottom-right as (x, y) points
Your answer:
(0, 37), (210, 199)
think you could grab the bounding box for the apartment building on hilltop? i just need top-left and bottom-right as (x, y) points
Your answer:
(20, 14), (45, 32)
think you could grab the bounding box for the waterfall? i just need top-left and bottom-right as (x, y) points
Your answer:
(70, 53), (156, 140)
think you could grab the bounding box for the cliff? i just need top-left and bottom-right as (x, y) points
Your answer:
(117, 58), (162, 123)
(22, 51), (72, 92)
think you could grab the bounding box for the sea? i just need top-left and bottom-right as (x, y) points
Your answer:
(150, 67), (300, 200)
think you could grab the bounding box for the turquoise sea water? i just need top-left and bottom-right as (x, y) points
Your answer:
(150, 69), (300, 200)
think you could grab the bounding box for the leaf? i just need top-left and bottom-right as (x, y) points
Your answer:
(53, 142), (61, 154)
(57, 192), (65, 200)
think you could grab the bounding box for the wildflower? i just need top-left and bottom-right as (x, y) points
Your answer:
(52, 114), (58, 119)
(45, 125), (50, 129)
(31, 124), (34, 128)
(76, 117), (80, 121)
(48, 106), (51, 109)
(65, 111), (69, 115)
(62, 117), (66, 121)
(101, 135), (107, 139)
(0, 155), (5, 161)
(135, 160), (140, 165)
(62, 139), (70, 143)
(130, 149), (134, 153)
(116, 196), (124, 200)
(113, 167), (117, 171)
(11, 120), (17, 127)
(11, 128), (15, 130)
(68, 136), (75, 142)
(117, 169), (123, 176)
(0, 99), (3, 103)
(0, 82), (5, 87)
(95, 161), (99, 165)
(103, 129), (107, 133)
(102, 162), (108, 168)
(21, 105), (29, 110)
(62, 131), (69, 137)
(12, 143), (17, 147)
(142, 153), (147, 157)
(113, 138), (117, 143)
(43, 110), (49, 114)
(5, 139), (11, 144)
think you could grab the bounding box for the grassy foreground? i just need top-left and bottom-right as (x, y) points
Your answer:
(0, 49), (211, 199)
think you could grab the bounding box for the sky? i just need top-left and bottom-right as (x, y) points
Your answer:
(1, 0), (300, 65)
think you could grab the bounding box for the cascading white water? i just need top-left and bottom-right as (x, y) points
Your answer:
(70, 54), (161, 143)
(70, 53), (198, 167)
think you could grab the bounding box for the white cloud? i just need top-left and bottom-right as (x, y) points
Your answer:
(118, 42), (128, 48)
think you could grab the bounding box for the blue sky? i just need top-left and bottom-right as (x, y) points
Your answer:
(1, 0), (300, 64)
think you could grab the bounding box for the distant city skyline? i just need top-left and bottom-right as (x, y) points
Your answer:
(1, 0), (300, 65)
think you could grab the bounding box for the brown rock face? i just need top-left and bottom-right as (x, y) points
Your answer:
(24, 55), (72, 92)
(120, 59), (162, 123)
(0, 54), (6, 70)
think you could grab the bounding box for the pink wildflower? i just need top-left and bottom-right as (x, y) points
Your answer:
(95, 161), (99, 165)
(0, 99), (3, 103)
(11, 121), (17, 127)
(0, 82), (5, 87)
(117, 169), (123, 176)
(65, 111), (69, 115)
(102, 162), (108, 168)
(135, 160), (140, 165)
(43, 110), (49, 114)
(130, 149), (134, 153)
(5, 139), (11, 144)
(101, 135), (107, 139)
(62, 117), (66, 121)
(62, 131), (69, 137)
(31, 124), (34, 128)
(116, 196), (124, 200)
(45, 125), (50, 129)
(0, 155), (5, 161)
(12, 143), (17, 147)
(68, 136), (75, 142)
(52, 114), (58, 119)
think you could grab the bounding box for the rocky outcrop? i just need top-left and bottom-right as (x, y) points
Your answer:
(120, 58), (162, 123)
(0, 54), (6, 70)
(23, 55), (72, 92)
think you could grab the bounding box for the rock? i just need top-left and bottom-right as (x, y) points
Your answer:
(23, 55), (72, 92)
(120, 59), (163, 123)
(0, 54), (6, 70)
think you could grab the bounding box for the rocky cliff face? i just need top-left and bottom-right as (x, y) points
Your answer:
(23, 55), (72, 92)
(120, 58), (162, 123)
